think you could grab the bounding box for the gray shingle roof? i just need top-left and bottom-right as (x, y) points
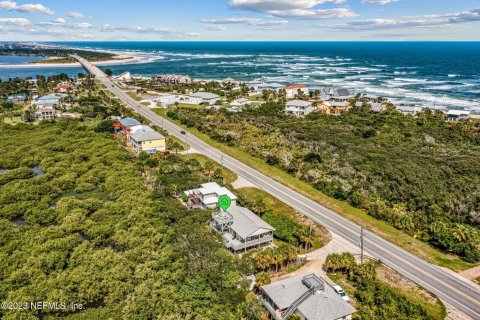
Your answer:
(191, 92), (220, 100)
(223, 206), (274, 239)
(286, 100), (312, 107)
(262, 273), (356, 320)
(130, 128), (165, 142)
(119, 117), (142, 127)
(336, 88), (350, 97)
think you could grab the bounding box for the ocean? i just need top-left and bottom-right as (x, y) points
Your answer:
(1, 41), (479, 110)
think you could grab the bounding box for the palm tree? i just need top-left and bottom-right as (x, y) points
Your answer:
(252, 199), (267, 216)
(203, 161), (215, 181)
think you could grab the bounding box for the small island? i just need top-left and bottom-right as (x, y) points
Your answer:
(0, 43), (134, 65)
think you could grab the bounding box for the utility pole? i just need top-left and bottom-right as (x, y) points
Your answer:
(221, 155), (224, 184)
(308, 223), (312, 252)
(360, 227), (364, 265)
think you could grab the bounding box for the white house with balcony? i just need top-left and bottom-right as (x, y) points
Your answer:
(285, 100), (314, 117)
(184, 182), (237, 209)
(211, 206), (275, 252)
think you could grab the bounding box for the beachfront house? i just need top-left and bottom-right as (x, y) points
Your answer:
(446, 110), (471, 121)
(285, 100), (314, 117)
(129, 126), (166, 154)
(285, 84), (309, 99)
(261, 273), (356, 320)
(396, 106), (423, 116)
(319, 101), (351, 115)
(211, 206), (275, 252)
(249, 82), (285, 94)
(320, 88), (350, 101)
(222, 77), (237, 84)
(336, 89), (350, 100)
(189, 92), (220, 105)
(184, 182), (237, 209)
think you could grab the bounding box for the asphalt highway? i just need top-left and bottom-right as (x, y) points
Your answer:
(73, 55), (480, 319)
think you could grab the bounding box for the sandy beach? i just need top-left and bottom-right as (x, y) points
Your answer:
(0, 54), (143, 68)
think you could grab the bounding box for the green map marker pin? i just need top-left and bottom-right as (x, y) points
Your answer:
(218, 195), (231, 212)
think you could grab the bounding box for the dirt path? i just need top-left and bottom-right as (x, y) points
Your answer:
(231, 175), (255, 189)
(458, 265), (480, 283)
(272, 232), (368, 286)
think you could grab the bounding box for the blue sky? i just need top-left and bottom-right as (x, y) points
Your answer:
(0, 0), (479, 41)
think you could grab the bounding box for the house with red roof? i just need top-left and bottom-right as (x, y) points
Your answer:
(53, 83), (71, 94)
(285, 84), (309, 99)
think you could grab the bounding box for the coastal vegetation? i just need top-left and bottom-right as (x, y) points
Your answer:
(326, 253), (446, 320)
(236, 187), (330, 252)
(0, 121), (260, 319)
(0, 45), (117, 64)
(160, 104), (480, 264)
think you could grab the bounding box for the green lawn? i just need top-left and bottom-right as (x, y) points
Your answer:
(176, 102), (203, 108)
(182, 153), (237, 184)
(140, 101), (151, 106)
(126, 91), (142, 101)
(151, 107), (477, 271)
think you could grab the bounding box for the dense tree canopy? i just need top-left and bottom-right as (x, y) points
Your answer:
(0, 122), (257, 319)
(166, 105), (480, 262)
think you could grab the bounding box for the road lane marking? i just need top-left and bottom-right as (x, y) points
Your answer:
(76, 58), (480, 317)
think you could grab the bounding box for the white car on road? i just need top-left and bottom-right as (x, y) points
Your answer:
(333, 285), (350, 302)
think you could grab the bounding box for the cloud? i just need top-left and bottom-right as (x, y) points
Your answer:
(205, 25), (227, 31)
(31, 20), (201, 39)
(200, 17), (288, 26)
(322, 8), (480, 30)
(229, 0), (345, 11)
(361, 0), (398, 4)
(52, 18), (65, 24)
(228, 0), (356, 19)
(68, 11), (85, 18)
(0, 1), (54, 15)
(0, 17), (30, 26)
(267, 8), (357, 19)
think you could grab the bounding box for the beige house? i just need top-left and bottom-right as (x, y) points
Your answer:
(318, 101), (351, 115)
(129, 126), (166, 154)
